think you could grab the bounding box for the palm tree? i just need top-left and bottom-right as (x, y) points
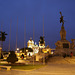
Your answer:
(0, 31), (7, 58)
(0, 31), (7, 59)
(0, 31), (7, 41)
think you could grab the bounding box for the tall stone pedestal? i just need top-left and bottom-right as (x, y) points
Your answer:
(55, 25), (70, 49)
(55, 25), (71, 55)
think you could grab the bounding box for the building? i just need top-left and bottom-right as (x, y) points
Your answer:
(27, 38), (34, 48)
(32, 42), (39, 54)
(20, 47), (33, 56)
(39, 36), (45, 48)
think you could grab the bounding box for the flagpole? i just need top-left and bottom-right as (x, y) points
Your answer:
(0, 22), (3, 59)
(24, 17), (26, 55)
(33, 16), (34, 65)
(16, 17), (18, 51)
(8, 18), (12, 52)
(43, 16), (44, 37)
(43, 16), (45, 65)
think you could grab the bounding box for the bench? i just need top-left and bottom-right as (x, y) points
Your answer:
(0, 66), (11, 71)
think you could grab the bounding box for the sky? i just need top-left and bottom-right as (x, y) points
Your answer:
(0, 0), (75, 51)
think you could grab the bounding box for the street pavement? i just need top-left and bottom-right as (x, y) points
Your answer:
(0, 64), (75, 75)
(1, 56), (75, 75)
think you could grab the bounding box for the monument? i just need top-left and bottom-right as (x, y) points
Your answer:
(70, 39), (75, 49)
(55, 12), (75, 55)
(55, 12), (70, 50)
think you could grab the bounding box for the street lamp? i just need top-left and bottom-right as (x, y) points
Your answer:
(43, 53), (45, 65)
(17, 48), (19, 51)
(26, 50), (28, 57)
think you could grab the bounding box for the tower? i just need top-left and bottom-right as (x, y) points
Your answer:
(27, 38), (34, 48)
(39, 36), (45, 48)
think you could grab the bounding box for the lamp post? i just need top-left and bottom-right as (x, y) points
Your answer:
(26, 50), (28, 58)
(43, 51), (45, 65)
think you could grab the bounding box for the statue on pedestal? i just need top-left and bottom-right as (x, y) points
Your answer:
(59, 12), (66, 40)
(60, 12), (64, 26)
(55, 12), (70, 50)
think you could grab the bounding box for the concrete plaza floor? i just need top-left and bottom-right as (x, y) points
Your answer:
(0, 64), (75, 75)
(1, 56), (75, 75)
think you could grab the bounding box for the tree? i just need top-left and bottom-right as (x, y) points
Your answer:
(0, 31), (7, 41)
(1, 54), (3, 59)
(7, 51), (18, 64)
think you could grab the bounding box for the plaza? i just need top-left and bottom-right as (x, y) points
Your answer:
(0, 63), (75, 75)
(0, 56), (75, 75)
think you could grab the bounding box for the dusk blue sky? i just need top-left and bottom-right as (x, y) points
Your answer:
(0, 0), (75, 51)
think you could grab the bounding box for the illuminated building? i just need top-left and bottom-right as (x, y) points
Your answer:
(32, 42), (39, 54)
(39, 36), (45, 48)
(20, 47), (33, 57)
(27, 38), (34, 48)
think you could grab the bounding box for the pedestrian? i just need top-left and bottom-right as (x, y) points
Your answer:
(21, 54), (24, 59)
(70, 52), (73, 57)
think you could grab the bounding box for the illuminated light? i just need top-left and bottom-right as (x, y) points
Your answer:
(51, 52), (53, 54)
(44, 51), (47, 53)
(17, 48), (19, 50)
(17, 53), (19, 56)
(26, 50), (28, 52)
(24, 58), (26, 60)
(0, 47), (2, 49)
(47, 49), (49, 51)
(20, 50), (22, 53)
(15, 51), (17, 53)
(24, 54), (26, 56)
(27, 52), (33, 56)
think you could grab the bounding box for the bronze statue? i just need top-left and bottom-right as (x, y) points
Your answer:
(60, 12), (64, 26)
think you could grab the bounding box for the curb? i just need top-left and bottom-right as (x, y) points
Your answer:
(11, 65), (47, 71)
(11, 68), (36, 71)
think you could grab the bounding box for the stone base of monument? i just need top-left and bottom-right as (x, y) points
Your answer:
(54, 49), (75, 57)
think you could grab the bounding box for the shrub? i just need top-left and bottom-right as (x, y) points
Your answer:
(7, 51), (18, 64)
(0, 54), (3, 59)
